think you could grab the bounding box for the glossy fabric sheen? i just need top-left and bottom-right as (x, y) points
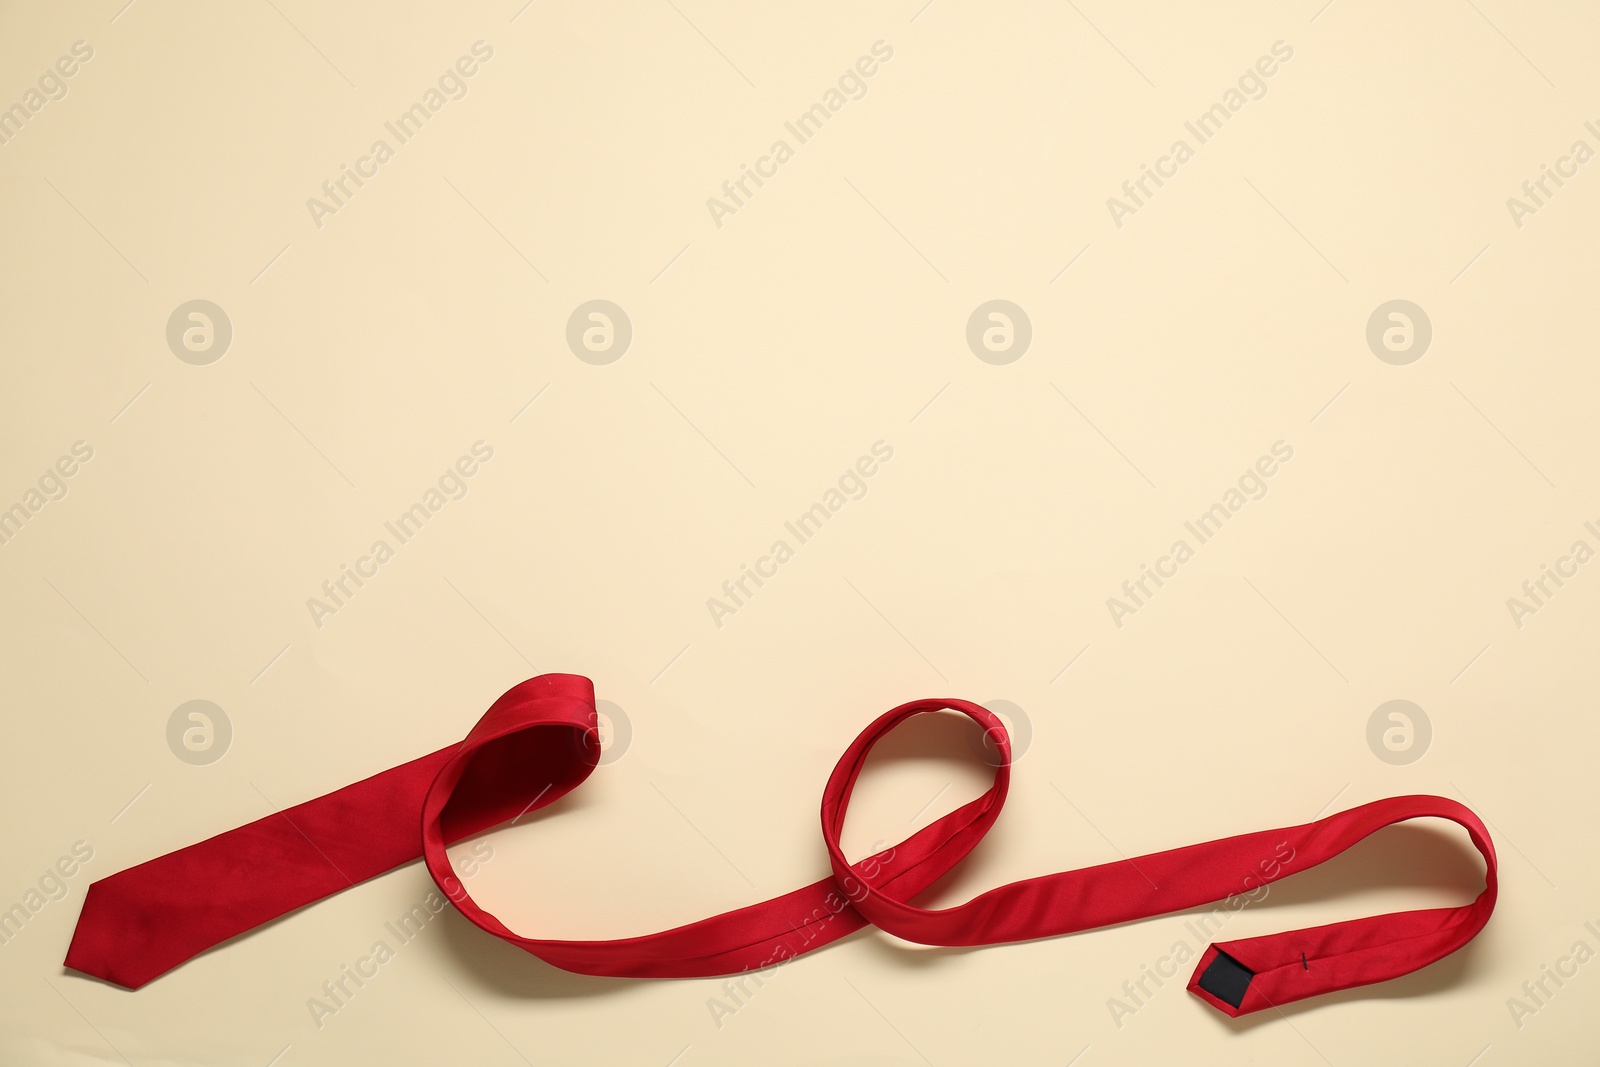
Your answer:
(64, 674), (1497, 1017)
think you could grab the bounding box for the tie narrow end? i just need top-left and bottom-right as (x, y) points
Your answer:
(1188, 946), (1256, 1016)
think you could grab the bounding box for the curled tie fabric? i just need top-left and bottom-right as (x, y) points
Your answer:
(64, 674), (1497, 1017)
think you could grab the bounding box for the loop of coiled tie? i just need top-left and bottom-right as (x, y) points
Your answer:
(415, 675), (1496, 1016)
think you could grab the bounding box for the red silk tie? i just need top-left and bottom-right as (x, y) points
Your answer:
(65, 674), (1497, 1017)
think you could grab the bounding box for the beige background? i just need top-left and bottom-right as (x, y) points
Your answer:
(2, 0), (1597, 1063)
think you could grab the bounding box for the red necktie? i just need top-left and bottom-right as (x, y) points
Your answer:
(65, 674), (1497, 1017)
